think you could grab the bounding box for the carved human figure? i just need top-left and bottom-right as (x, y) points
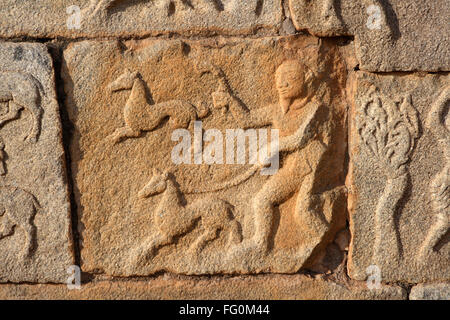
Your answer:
(107, 69), (209, 144)
(129, 169), (242, 266)
(419, 86), (450, 259)
(0, 186), (40, 259)
(211, 60), (328, 256)
(356, 86), (420, 265)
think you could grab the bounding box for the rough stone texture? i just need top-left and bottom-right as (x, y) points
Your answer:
(62, 35), (348, 276)
(289, 0), (450, 72)
(0, 0), (448, 301)
(0, 42), (73, 283)
(348, 71), (450, 283)
(410, 283), (450, 300)
(0, 0), (282, 38)
(0, 275), (407, 300)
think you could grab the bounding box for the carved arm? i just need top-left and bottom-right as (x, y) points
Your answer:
(278, 103), (321, 153)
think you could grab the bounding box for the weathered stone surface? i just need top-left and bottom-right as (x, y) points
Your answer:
(0, 42), (73, 283)
(62, 35), (348, 276)
(0, 0), (282, 38)
(289, 0), (450, 72)
(348, 71), (450, 283)
(410, 283), (450, 300)
(0, 275), (407, 300)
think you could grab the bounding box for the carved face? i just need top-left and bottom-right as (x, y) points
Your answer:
(275, 61), (305, 100)
(107, 69), (138, 92)
(140, 171), (168, 197)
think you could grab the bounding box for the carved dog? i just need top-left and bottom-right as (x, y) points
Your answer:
(130, 169), (241, 266)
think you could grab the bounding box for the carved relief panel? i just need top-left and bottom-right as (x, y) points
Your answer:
(0, 43), (73, 283)
(63, 36), (348, 275)
(348, 71), (450, 282)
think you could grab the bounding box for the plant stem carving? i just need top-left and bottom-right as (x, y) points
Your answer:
(419, 86), (450, 259)
(356, 86), (420, 266)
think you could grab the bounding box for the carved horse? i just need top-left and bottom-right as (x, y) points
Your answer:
(0, 186), (40, 259)
(130, 168), (241, 265)
(0, 71), (43, 143)
(107, 69), (208, 144)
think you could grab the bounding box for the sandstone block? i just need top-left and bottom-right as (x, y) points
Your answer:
(348, 71), (450, 282)
(62, 36), (348, 276)
(0, 275), (407, 300)
(410, 283), (450, 300)
(0, 42), (73, 283)
(289, 0), (450, 71)
(0, 0), (282, 38)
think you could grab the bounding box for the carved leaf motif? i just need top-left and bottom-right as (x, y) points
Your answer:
(400, 94), (420, 140)
(357, 87), (420, 176)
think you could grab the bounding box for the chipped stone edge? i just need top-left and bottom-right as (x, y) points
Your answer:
(0, 275), (407, 300)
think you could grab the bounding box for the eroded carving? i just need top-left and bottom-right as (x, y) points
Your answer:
(124, 56), (341, 270)
(419, 86), (450, 259)
(85, 0), (230, 17)
(356, 86), (420, 265)
(107, 69), (209, 144)
(0, 71), (43, 143)
(291, 0), (401, 40)
(129, 168), (242, 266)
(69, 38), (348, 275)
(0, 186), (40, 259)
(211, 60), (330, 257)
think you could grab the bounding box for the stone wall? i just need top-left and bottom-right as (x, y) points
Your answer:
(0, 0), (448, 300)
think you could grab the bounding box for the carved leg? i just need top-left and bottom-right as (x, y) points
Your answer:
(419, 166), (450, 259)
(226, 220), (242, 248)
(133, 232), (172, 266)
(419, 212), (449, 259)
(294, 163), (329, 238)
(26, 108), (43, 143)
(109, 126), (141, 144)
(21, 222), (37, 258)
(0, 216), (15, 239)
(188, 227), (220, 257)
(250, 162), (301, 253)
(373, 173), (409, 266)
(0, 101), (23, 128)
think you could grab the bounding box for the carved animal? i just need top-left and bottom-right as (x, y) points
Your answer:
(0, 186), (40, 259)
(419, 86), (450, 259)
(0, 71), (44, 142)
(107, 69), (208, 144)
(357, 86), (420, 265)
(130, 168), (241, 265)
